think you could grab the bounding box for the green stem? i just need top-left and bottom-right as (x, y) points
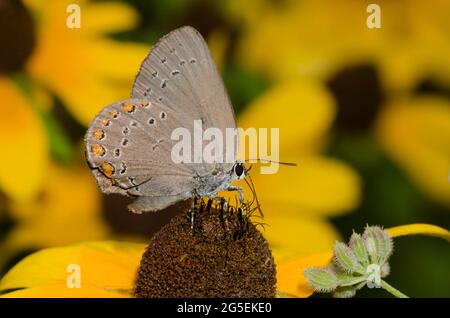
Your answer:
(381, 280), (409, 298)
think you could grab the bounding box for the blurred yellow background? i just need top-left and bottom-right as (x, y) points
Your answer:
(0, 0), (449, 297)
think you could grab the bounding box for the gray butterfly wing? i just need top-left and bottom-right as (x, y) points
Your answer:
(86, 27), (238, 213)
(85, 98), (195, 212)
(132, 26), (238, 174)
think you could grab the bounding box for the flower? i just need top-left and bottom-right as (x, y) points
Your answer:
(0, 161), (110, 271)
(0, 223), (447, 298)
(0, 76), (49, 202)
(221, 79), (361, 261)
(135, 205), (276, 297)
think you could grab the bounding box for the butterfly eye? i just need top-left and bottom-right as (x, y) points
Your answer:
(234, 163), (245, 179)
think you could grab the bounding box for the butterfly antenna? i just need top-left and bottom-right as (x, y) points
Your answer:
(244, 158), (298, 166)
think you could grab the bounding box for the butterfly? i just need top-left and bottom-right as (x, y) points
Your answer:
(85, 26), (246, 214)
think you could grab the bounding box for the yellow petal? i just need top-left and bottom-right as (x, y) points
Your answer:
(89, 40), (149, 82)
(0, 241), (146, 297)
(82, 2), (140, 34)
(58, 77), (131, 126)
(237, 80), (335, 155)
(207, 29), (229, 73)
(60, 40), (148, 125)
(217, 184), (341, 258)
(2, 284), (129, 298)
(52, 39), (148, 125)
(235, 0), (450, 91)
(26, 0), (139, 34)
(29, 37), (148, 125)
(226, 0), (275, 27)
(375, 1), (450, 91)
(387, 224), (450, 242)
(5, 161), (108, 249)
(249, 156), (361, 217)
(276, 252), (332, 298)
(25, 0), (150, 126)
(0, 77), (49, 202)
(376, 96), (450, 206)
(236, 1), (372, 81)
(262, 214), (340, 258)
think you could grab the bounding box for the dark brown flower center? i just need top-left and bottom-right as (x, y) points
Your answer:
(134, 204), (276, 298)
(0, 0), (36, 74)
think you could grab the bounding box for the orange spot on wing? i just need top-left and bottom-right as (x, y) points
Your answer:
(101, 162), (115, 178)
(91, 144), (105, 157)
(94, 129), (104, 140)
(122, 102), (135, 113)
(109, 110), (118, 119)
(100, 118), (110, 127)
(139, 99), (150, 107)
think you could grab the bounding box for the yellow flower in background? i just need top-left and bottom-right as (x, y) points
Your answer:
(227, 0), (450, 209)
(0, 223), (447, 298)
(222, 79), (361, 261)
(0, 76), (49, 202)
(0, 0), (151, 262)
(24, 0), (149, 125)
(231, 0), (450, 92)
(376, 96), (450, 207)
(0, 161), (110, 270)
(6, 162), (108, 244)
(1, 0), (149, 200)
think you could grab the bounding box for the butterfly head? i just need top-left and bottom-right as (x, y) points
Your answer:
(232, 160), (246, 180)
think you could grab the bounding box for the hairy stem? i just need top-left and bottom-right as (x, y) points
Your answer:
(381, 280), (409, 298)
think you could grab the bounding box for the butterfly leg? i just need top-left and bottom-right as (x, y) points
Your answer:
(190, 197), (198, 234)
(237, 207), (247, 231)
(232, 206), (248, 239)
(219, 198), (230, 233)
(206, 198), (213, 214)
(208, 196), (231, 233)
(225, 186), (245, 207)
(196, 200), (205, 232)
(228, 185), (264, 218)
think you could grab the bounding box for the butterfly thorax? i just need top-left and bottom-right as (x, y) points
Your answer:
(193, 165), (235, 197)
